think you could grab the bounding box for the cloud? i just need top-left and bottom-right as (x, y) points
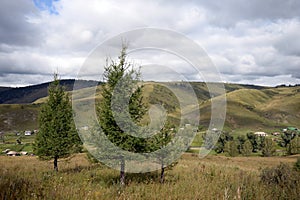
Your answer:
(198, 0), (300, 27)
(0, 0), (299, 87)
(0, 0), (42, 47)
(273, 20), (300, 56)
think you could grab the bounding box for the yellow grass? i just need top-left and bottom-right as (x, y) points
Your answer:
(1, 153), (299, 199)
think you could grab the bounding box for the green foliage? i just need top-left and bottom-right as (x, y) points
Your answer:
(287, 136), (300, 155)
(237, 135), (246, 154)
(262, 138), (276, 157)
(34, 74), (81, 170)
(96, 45), (148, 184)
(215, 131), (233, 153)
(224, 140), (239, 157)
(280, 130), (297, 147)
(97, 45), (148, 153)
(247, 132), (259, 152)
(258, 136), (265, 151)
(241, 140), (253, 156)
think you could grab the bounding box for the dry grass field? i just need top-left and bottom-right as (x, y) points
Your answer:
(1, 153), (299, 199)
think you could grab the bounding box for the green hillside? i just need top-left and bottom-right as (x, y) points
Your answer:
(0, 82), (299, 134)
(0, 104), (40, 132)
(199, 86), (300, 133)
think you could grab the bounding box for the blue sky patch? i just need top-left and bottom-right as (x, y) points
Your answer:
(33, 0), (59, 15)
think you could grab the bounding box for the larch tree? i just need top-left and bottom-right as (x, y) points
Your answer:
(97, 45), (147, 185)
(34, 74), (81, 171)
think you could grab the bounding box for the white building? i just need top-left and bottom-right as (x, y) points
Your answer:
(24, 130), (32, 136)
(254, 132), (268, 137)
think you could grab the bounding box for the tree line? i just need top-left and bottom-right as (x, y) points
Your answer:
(205, 130), (300, 157)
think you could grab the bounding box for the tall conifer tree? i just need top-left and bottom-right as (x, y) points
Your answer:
(34, 74), (81, 171)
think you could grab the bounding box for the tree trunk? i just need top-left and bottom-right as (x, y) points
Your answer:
(160, 162), (165, 184)
(120, 158), (125, 185)
(54, 156), (58, 172)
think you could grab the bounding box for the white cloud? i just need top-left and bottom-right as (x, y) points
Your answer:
(0, 0), (299, 86)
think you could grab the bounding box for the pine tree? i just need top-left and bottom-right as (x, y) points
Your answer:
(97, 45), (147, 185)
(34, 74), (81, 171)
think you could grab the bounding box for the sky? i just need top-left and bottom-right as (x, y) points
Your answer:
(0, 0), (300, 87)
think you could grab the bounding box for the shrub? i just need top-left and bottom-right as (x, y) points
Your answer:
(261, 163), (300, 188)
(287, 136), (300, 155)
(261, 138), (276, 157)
(224, 140), (239, 157)
(241, 140), (253, 156)
(295, 157), (300, 171)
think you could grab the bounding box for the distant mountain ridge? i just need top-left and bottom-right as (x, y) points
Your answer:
(0, 79), (100, 104)
(0, 80), (299, 132)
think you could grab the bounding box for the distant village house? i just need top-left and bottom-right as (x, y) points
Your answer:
(24, 130), (32, 136)
(254, 132), (268, 137)
(6, 151), (20, 156)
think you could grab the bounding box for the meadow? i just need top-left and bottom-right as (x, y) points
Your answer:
(1, 83), (300, 199)
(1, 153), (299, 199)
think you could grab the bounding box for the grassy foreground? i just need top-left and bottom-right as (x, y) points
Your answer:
(1, 153), (299, 200)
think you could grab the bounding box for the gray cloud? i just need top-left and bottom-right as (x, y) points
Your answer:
(273, 21), (300, 57)
(198, 0), (300, 27)
(0, 0), (299, 87)
(0, 0), (42, 47)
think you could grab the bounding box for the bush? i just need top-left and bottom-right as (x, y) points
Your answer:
(287, 136), (300, 155)
(241, 140), (253, 156)
(295, 157), (300, 171)
(261, 138), (276, 157)
(261, 163), (300, 188)
(224, 140), (239, 157)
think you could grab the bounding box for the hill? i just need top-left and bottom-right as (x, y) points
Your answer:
(0, 81), (299, 133)
(0, 79), (99, 104)
(0, 104), (40, 132)
(197, 86), (300, 133)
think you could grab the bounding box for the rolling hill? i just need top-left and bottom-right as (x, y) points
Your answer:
(198, 86), (300, 133)
(0, 79), (99, 104)
(0, 80), (299, 133)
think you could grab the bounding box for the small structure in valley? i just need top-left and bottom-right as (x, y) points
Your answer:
(24, 130), (32, 136)
(20, 151), (28, 155)
(6, 151), (20, 156)
(254, 132), (268, 137)
(2, 149), (10, 153)
(272, 132), (280, 136)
